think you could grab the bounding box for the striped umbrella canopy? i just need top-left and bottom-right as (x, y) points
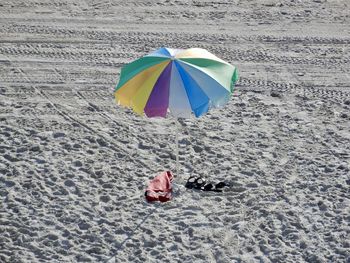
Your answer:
(114, 47), (238, 118)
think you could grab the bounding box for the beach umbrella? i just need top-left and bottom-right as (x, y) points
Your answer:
(114, 47), (238, 176)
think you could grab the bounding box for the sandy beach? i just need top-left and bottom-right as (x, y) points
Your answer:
(1, 0), (350, 262)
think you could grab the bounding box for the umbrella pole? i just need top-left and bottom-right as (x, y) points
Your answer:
(175, 119), (180, 177)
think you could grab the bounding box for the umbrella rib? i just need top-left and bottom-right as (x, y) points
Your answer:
(177, 58), (237, 93)
(173, 61), (210, 117)
(177, 60), (231, 94)
(115, 56), (170, 92)
(130, 61), (171, 115)
(115, 61), (170, 111)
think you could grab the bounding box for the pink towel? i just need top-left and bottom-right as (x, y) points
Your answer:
(145, 171), (173, 202)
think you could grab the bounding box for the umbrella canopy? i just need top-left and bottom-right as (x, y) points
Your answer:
(115, 47), (238, 118)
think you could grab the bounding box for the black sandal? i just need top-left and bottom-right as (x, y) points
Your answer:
(215, 182), (229, 189)
(186, 177), (229, 192)
(185, 176), (196, 189)
(185, 176), (206, 190)
(202, 182), (229, 192)
(202, 183), (220, 192)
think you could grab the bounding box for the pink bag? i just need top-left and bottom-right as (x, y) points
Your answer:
(145, 171), (173, 202)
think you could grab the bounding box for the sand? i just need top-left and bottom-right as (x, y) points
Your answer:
(1, 0), (350, 262)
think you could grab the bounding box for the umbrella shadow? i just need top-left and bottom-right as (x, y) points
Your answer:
(104, 207), (157, 263)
